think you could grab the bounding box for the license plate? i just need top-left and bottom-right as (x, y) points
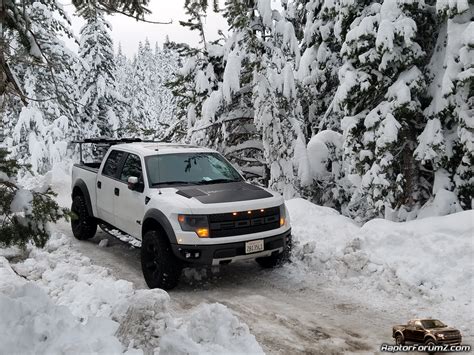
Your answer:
(245, 240), (264, 254)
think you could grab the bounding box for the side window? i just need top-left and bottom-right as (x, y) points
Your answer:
(120, 154), (143, 182)
(102, 150), (125, 177)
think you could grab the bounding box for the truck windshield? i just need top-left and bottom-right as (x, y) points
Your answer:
(421, 320), (446, 329)
(145, 152), (243, 187)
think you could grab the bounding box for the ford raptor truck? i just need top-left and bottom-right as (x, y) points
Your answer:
(392, 319), (462, 346)
(71, 138), (292, 289)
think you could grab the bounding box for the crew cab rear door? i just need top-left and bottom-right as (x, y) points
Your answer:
(114, 152), (146, 238)
(97, 149), (126, 225)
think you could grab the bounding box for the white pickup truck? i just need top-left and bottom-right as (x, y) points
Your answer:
(71, 139), (292, 289)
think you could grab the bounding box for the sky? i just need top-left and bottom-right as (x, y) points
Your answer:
(66, 0), (228, 57)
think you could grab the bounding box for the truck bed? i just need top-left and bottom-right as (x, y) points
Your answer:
(72, 163), (99, 217)
(74, 162), (101, 173)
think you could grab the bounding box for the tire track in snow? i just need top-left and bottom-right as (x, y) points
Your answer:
(57, 222), (394, 354)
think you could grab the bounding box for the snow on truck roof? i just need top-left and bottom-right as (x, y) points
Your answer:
(112, 142), (217, 156)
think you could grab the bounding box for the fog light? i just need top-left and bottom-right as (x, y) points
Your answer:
(196, 228), (209, 238)
(185, 252), (191, 259)
(194, 252), (200, 258)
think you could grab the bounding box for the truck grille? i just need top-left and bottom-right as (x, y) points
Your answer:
(208, 206), (280, 238)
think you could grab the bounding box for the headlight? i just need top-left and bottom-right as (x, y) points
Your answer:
(178, 215), (209, 238)
(436, 333), (444, 339)
(279, 204), (287, 227)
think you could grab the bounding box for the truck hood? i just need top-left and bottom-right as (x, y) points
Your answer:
(175, 181), (273, 204)
(152, 182), (283, 214)
(428, 327), (460, 335)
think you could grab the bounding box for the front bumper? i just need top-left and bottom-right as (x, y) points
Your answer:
(171, 229), (292, 265)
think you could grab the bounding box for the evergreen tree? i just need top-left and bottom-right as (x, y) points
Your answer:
(6, 0), (81, 173)
(415, 2), (473, 210)
(335, 0), (436, 220)
(253, 1), (306, 197)
(166, 0), (223, 143)
(295, 0), (343, 136)
(78, 6), (125, 137)
(0, 149), (68, 248)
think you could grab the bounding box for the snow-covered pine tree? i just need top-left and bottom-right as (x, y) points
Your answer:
(335, 0), (437, 220)
(295, 0), (343, 136)
(77, 5), (125, 138)
(252, 0), (306, 198)
(166, 0), (223, 143)
(114, 43), (132, 109)
(191, 0), (268, 183)
(6, 0), (81, 173)
(0, 149), (68, 248)
(151, 41), (180, 137)
(415, 1), (473, 212)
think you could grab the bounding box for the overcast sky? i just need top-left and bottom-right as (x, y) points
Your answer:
(66, 0), (228, 57)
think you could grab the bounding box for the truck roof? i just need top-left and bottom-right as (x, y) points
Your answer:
(112, 142), (217, 156)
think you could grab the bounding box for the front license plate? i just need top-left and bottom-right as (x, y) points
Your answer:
(245, 240), (264, 254)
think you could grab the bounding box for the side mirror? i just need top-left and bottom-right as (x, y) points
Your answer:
(128, 176), (139, 190)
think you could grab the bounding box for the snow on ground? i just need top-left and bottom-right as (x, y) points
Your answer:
(287, 198), (474, 334)
(0, 233), (263, 354)
(2, 166), (472, 353)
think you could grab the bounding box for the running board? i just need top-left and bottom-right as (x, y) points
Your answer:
(99, 223), (142, 248)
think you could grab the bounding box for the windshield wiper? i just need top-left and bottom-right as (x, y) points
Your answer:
(152, 181), (194, 186)
(197, 178), (241, 185)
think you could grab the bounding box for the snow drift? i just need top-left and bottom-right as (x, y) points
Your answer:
(0, 233), (262, 354)
(288, 198), (473, 327)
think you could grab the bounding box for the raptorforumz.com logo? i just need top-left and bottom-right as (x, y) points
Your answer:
(383, 319), (471, 353)
(381, 343), (471, 353)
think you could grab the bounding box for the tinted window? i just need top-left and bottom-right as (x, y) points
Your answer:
(102, 150), (125, 177)
(120, 154), (143, 182)
(145, 153), (242, 186)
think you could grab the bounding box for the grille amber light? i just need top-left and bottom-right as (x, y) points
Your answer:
(280, 218), (285, 226)
(260, 209), (265, 212)
(247, 211), (252, 214)
(232, 212), (238, 216)
(196, 228), (209, 238)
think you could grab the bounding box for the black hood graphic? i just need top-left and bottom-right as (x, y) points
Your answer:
(176, 182), (273, 204)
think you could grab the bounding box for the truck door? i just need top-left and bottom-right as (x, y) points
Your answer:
(114, 153), (145, 238)
(413, 321), (425, 342)
(404, 321), (415, 342)
(96, 150), (126, 225)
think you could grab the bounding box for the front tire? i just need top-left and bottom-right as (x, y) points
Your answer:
(141, 230), (182, 290)
(71, 195), (97, 240)
(424, 338), (437, 355)
(256, 235), (292, 268)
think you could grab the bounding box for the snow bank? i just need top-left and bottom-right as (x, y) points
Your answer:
(0, 257), (125, 355)
(160, 303), (263, 355)
(288, 198), (473, 314)
(1, 233), (263, 354)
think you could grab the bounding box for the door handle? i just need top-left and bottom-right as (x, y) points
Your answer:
(97, 181), (102, 189)
(114, 187), (120, 196)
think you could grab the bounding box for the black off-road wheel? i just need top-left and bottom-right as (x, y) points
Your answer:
(71, 195), (97, 240)
(395, 334), (405, 345)
(424, 338), (437, 355)
(141, 230), (182, 290)
(256, 236), (292, 268)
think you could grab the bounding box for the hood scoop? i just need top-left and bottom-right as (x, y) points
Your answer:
(176, 182), (272, 204)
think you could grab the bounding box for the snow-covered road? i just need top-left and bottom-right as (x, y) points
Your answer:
(55, 222), (405, 354)
(10, 169), (470, 354)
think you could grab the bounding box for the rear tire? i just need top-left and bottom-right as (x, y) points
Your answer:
(71, 195), (97, 240)
(395, 334), (404, 345)
(141, 230), (182, 290)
